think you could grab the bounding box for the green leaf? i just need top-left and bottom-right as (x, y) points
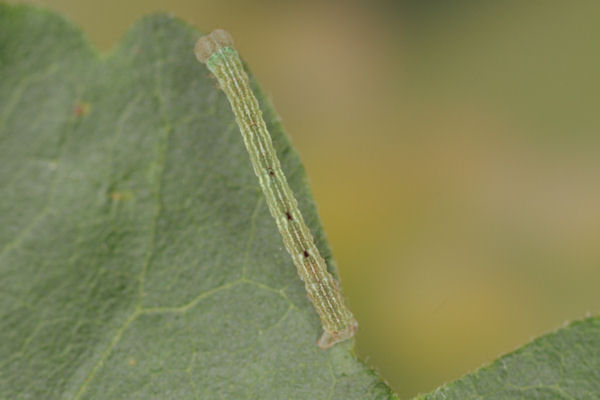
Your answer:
(417, 317), (600, 399)
(0, 4), (394, 399)
(4, 5), (598, 400)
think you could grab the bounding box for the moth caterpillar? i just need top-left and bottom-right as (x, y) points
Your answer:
(194, 29), (358, 349)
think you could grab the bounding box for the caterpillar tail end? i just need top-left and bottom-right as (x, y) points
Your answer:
(317, 318), (359, 349)
(194, 29), (234, 64)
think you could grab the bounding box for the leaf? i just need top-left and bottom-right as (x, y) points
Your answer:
(0, 4), (394, 399)
(417, 317), (600, 399)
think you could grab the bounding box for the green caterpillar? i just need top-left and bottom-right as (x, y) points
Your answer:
(195, 29), (358, 348)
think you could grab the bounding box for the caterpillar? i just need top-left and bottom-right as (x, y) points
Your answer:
(194, 29), (358, 349)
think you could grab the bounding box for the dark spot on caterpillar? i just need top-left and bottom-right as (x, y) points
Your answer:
(303, 250), (309, 258)
(286, 211), (293, 221)
(267, 167), (275, 176)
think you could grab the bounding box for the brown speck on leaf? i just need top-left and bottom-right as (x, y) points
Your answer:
(73, 102), (90, 117)
(110, 192), (122, 201)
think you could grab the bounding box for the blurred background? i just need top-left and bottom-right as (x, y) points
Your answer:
(10, 0), (600, 398)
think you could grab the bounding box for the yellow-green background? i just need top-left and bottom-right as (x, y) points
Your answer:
(10, 1), (600, 398)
